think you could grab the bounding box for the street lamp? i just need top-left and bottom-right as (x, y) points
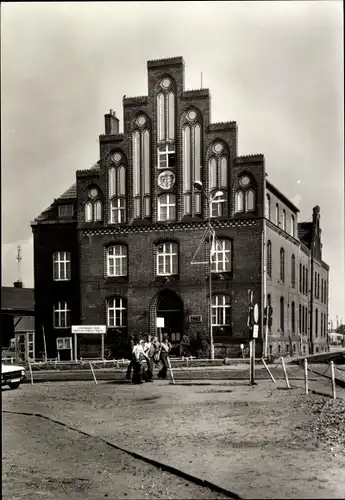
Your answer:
(193, 181), (225, 360)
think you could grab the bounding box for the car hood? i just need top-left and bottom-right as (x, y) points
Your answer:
(2, 364), (25, 373)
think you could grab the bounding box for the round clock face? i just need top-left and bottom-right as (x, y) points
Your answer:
(240, 176), (250, 187)
(157, 170), (176, 190)
(89, 188), (98, 198)
(213, 142), (224, 154)
(161, 78), (171, 89)
(111, 152), (122, 163)
(136, 115), (146, 126)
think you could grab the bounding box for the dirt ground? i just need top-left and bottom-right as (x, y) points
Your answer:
(2, 379), (345, 499)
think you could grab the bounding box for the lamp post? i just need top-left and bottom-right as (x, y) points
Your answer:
(193, 181), (224, 360)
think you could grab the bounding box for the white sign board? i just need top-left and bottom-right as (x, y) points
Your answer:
(253, 304), (259, 324)
(156, 317), (165, 328)
(71, 325), (107, 335)
(253, 325), (259, 339)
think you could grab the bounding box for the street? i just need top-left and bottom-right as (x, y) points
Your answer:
(2, 407), (231, 499)
(2, 379), (345, 499)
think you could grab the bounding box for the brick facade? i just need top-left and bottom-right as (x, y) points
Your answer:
(31, 56), (329, 360)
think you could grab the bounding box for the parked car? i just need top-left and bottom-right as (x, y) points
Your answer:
(1, 363), (26, 389)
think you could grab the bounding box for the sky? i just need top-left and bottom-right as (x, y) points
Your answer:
(1, 1), (344, 324)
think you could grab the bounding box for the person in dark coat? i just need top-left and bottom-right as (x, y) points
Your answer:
(125, 334), (135, 380)
(131, 335), (147, 384)
(157, 333), (172, 379)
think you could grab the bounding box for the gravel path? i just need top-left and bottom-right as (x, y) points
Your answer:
(3, 379), (345, 499)
(2, 412), (233, 499)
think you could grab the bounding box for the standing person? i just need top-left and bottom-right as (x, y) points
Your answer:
(132, 335), (146, 384)
(158, 333), (172, 379)
(125, 334), (135, 380)
(143, 334), (154, 382)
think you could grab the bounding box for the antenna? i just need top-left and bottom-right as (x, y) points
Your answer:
(16, 245), (22, 282)
(201, 71), (203, 89)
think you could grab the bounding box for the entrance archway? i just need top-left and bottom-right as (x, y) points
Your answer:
(156, 289), (184, 356)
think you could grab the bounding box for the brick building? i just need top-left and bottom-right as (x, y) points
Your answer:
(31, 56), (329, 360)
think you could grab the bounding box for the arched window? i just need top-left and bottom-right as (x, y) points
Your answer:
(156, 242), (178, 275)
(106, 245), (128, 277)
(246, 189), (255, 211)
(267, 241), (272, 278)
(306, 268), (309, 295)
(291, 254), (296, 288)
(235, 175), (256, 213)
(291, 301), (295, 333)
(280, 248), (285, 283)
(299, 263), (302, 293)
(235, 190), (244, 212)
(299, 304), (302, 333)
(109, 153), (127, 223)
(158, 194), (176, 221)
(265, 194), (271, 220)
(168, 92), (175, 140)
(276, 204), (280, 226)
(291, 214), (295, 237)
(107, 297), (127, 328)
(211, 294), (231, 326)
(157, 93), (165, 142)
(302, 266), (306, 294)
(85, 202), (93, 222)
(182, 109), (202, 216)
(209, 158), (217, 190)
(207, 143), (229, 218)
(315, 309), (318, 337)
(211, 238), (231, 273)
(95, 201), (102, 221)
(53, 301), (70, 328)
(282, 209), (286, 231)
(132, 123), (150, 219)
(53, 251), (71, 281)
(280, 297), (284, 333)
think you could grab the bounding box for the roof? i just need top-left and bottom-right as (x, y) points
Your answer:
(1, 287), (34, 313)
(34, 161), (100, 221)
(266, 181), (300, 213)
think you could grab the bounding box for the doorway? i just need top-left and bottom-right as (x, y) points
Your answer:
(156, 290), (184, 356)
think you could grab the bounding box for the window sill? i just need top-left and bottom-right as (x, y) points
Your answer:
(154, 275), (179, 284)
(105, 277), (129, 285)
(53, 279), (72, 282)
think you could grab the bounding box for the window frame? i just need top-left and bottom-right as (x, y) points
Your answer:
(106, 245), (128, 277)
(53, 301), (71, 329)
(107, 297), (127, 328)
(211, 238), (232, 273)
(53, 251), (71, 281)
(156, 242), (178, 276)
(211, 294), (231, 327)
(158, 193), (176, 222)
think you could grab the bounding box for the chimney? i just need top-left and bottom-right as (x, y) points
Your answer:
(104, 109), (119, 135)
(13, 280), (23, 288)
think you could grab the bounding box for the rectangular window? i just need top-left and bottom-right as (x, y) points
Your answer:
(184, 194), (192, 215)
(53, 251), (71, 281)
(56, 337), (72, 350)
(158, 145), (176, 169)
(211, 239), (231, 273)
(144, 197), (151, 218)
(156, 243), (178, 275)
(211, 295), (231, 326)
(53, 302), (71, 328)
(107, 245), (127, 277)
(194, 193), (201, 214)
(110, 198), (126, 223)
(58, 205), (74, 218)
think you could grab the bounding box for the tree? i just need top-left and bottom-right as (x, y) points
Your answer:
(335, 324), (345, 336)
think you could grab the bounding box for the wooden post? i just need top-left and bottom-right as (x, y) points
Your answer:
(304, 358), (308, 395)
(74, 334), (78, 362)
(281, 357), (291, 389)
(101, 334), (105, 360)
(167, 356), (175, 384)
(261, 357), (276, 383)
(330, 361), (336, 400)
(89, 361), (98, 385)
(28, 362), (34, 385)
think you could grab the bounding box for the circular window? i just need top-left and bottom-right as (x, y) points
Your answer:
(112, 153), (122, 163)
(187, 110), (197, 121)
(213, 143), (224, 154)
(161, 78), (171, 89)
(89, 188), (98, 198)
(136, 115), (146, 126)
(240, 176), (250, 187)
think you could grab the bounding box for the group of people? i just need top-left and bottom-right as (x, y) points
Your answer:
(125, 332), (172, 384)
